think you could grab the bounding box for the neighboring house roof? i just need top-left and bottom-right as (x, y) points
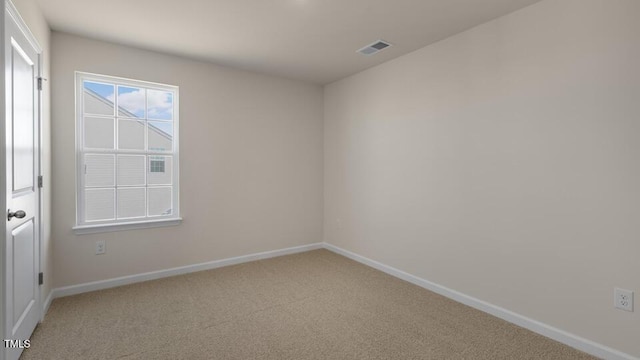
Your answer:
(84, 88), (172, 141)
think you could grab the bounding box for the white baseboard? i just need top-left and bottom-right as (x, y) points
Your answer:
(51, 243), (323, 299)
(323, 243), (637, 360)
(41, 290), (54, 320)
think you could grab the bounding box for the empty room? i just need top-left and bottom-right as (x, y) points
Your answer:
(1, 0), (638, 359)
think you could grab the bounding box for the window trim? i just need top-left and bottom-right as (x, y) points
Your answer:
(73, 72), (181, 234)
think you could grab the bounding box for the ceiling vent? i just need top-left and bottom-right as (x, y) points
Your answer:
(357, 40), (392, 56)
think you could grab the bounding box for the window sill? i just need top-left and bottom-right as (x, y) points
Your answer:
(73, 218), (182, 235)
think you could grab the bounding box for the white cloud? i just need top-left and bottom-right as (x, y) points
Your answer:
(147, 90), (173, 120)
(113, 90), (144, 117)
(109, 89), (173, 119)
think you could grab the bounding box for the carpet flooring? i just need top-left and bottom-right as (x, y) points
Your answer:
(22, 249), (597, 359)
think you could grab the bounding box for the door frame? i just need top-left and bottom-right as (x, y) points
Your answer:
(1, 1), (43, 359)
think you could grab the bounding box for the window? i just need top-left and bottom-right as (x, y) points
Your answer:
(74, 72), (180, 233)
(149, 158), (165, 173)
(149, 148), (165, 173)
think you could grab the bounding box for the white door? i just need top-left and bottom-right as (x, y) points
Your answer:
(4, 6), (41, 360)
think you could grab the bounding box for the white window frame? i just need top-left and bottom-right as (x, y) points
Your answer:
(73, 72), (181, 234)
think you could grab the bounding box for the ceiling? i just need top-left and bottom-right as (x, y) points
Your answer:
(37, 0), (542, 84)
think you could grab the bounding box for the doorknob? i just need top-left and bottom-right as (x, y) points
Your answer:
(7, 209), (26, 221)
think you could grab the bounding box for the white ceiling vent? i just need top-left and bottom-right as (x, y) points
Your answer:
(357, 40), (392, 56)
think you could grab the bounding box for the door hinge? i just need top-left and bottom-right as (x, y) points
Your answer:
(38, 272), (44, 285)
(37, 77), (47, 91)
(38, 175), (43, 188)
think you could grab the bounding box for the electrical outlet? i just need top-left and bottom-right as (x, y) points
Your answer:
(95, 240), (106, 255)
(614, 288), (633, 312)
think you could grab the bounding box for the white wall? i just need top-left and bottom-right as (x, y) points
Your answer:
(51, 32), (324, 287)
(324, 0), (640, 356)
(8, 0), (52, 316)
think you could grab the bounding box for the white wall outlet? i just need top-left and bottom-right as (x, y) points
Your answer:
(95, 240), (106, 255)
(614, 288), (633, 312)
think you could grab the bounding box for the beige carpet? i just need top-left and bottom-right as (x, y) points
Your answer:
(22, 249), (597, 360)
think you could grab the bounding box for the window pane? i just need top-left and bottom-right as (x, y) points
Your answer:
(148, 121), (172, 152)
(117, 155), (145, 186)
(118, 119), (145, 150)
(84, 117), (114, 149)
(86, 188), (115, 221)
(117, 86), (145, 118)
(147, 90), (173, 120)
(84, 81), (114, 116)
(148, 187), (172, 216)
(148, 156), (172, 185)
(85, 154), (115, 187)
(117, 188), (146, 219)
